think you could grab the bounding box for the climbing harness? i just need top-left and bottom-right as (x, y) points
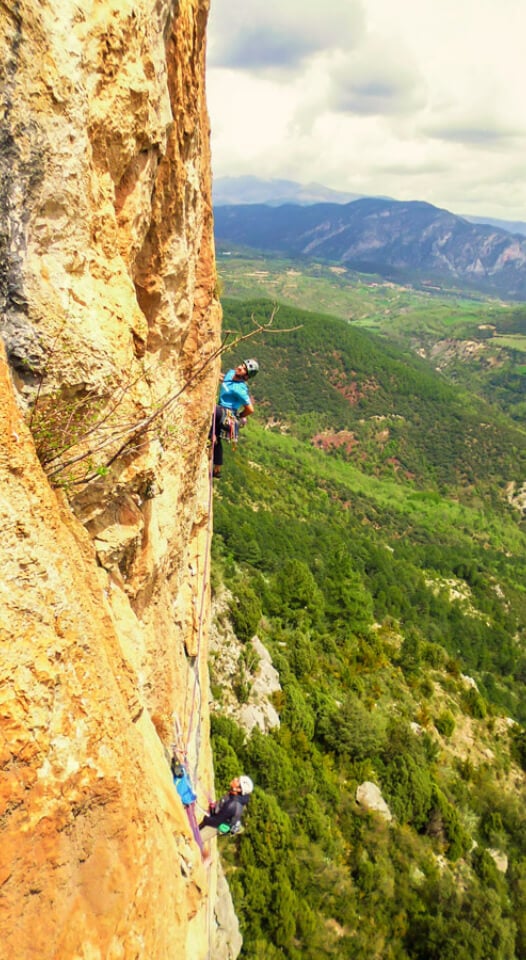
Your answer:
(218, 407), (240, 450)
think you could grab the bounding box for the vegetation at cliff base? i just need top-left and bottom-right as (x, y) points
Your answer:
(210, 296), (526, 959)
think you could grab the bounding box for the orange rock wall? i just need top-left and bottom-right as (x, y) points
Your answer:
(0, 1), (230, 956)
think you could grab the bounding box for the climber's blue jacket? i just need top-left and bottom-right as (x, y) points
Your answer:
(219, 370), (251, 413)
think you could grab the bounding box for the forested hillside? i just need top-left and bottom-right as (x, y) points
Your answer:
(217, 254), (526, 424)
(221, 299), (526, 497)
(210, 298), (526, 959)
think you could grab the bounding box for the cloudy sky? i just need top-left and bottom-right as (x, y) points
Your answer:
(206, 0), (526, 219)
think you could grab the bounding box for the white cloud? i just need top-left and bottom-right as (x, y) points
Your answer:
(206, 0), (526, 218)
(208, 0), (365, 73)
(325, 43), (426, 117)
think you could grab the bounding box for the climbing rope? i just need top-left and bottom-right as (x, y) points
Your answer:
(181, 393), (215, 773)
(168, 381), (218, 871)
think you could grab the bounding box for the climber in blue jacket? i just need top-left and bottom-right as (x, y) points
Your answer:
(210, 359), (259, 478)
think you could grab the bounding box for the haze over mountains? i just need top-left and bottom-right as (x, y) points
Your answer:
(214, 187), (526, 301)
(213, 175), (365, 207)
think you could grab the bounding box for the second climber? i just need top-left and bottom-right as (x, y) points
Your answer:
(199, 775), (254, 841)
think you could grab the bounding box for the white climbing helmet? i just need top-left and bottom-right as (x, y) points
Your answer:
(243, 358), (259, 379)
(239, 775), (254, 795)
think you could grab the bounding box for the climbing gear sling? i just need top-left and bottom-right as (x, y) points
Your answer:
(218, 407), (240, 449)
(172, 760), (197, 806)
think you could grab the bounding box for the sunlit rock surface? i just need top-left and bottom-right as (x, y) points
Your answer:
(0, 1), (234, 957)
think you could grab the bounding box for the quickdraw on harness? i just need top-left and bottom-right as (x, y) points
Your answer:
(218, 407), (240, 450)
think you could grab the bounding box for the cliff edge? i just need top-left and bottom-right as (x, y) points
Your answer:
(0, 1), (233, 956)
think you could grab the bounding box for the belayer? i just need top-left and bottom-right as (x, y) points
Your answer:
(210, 359), (259, 478)
(199, 775), (254, 841)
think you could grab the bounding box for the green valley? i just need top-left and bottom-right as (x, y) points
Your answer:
(217, 250), (526, 422)
(209, 295), (526, 959)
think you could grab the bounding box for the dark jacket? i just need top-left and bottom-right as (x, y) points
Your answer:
(200, 792), (250, 832)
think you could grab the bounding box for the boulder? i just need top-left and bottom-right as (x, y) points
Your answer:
(356, 782), (392, 822)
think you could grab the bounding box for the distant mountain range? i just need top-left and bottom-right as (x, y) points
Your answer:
(213, 176), (526, 239)
(214, 195), (526, 300)
(464, 214), (526, 237)
(213, 175), (365, 207)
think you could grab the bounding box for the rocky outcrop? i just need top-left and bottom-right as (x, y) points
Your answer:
(488, 849), (509, 874)
(0, 2), (231, 958)
(239, 636), (281, 734)
(214, 864), (244, 959)
(210, 588), (281, 735)
(356, 782), (393, 822)
(506, 480), (526, 518)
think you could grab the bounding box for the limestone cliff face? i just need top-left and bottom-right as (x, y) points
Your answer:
(0, 2), (234, 957)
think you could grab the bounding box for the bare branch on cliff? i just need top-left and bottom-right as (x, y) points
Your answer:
(223, 304), (302, 339)
(39, 302), (302, 486)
